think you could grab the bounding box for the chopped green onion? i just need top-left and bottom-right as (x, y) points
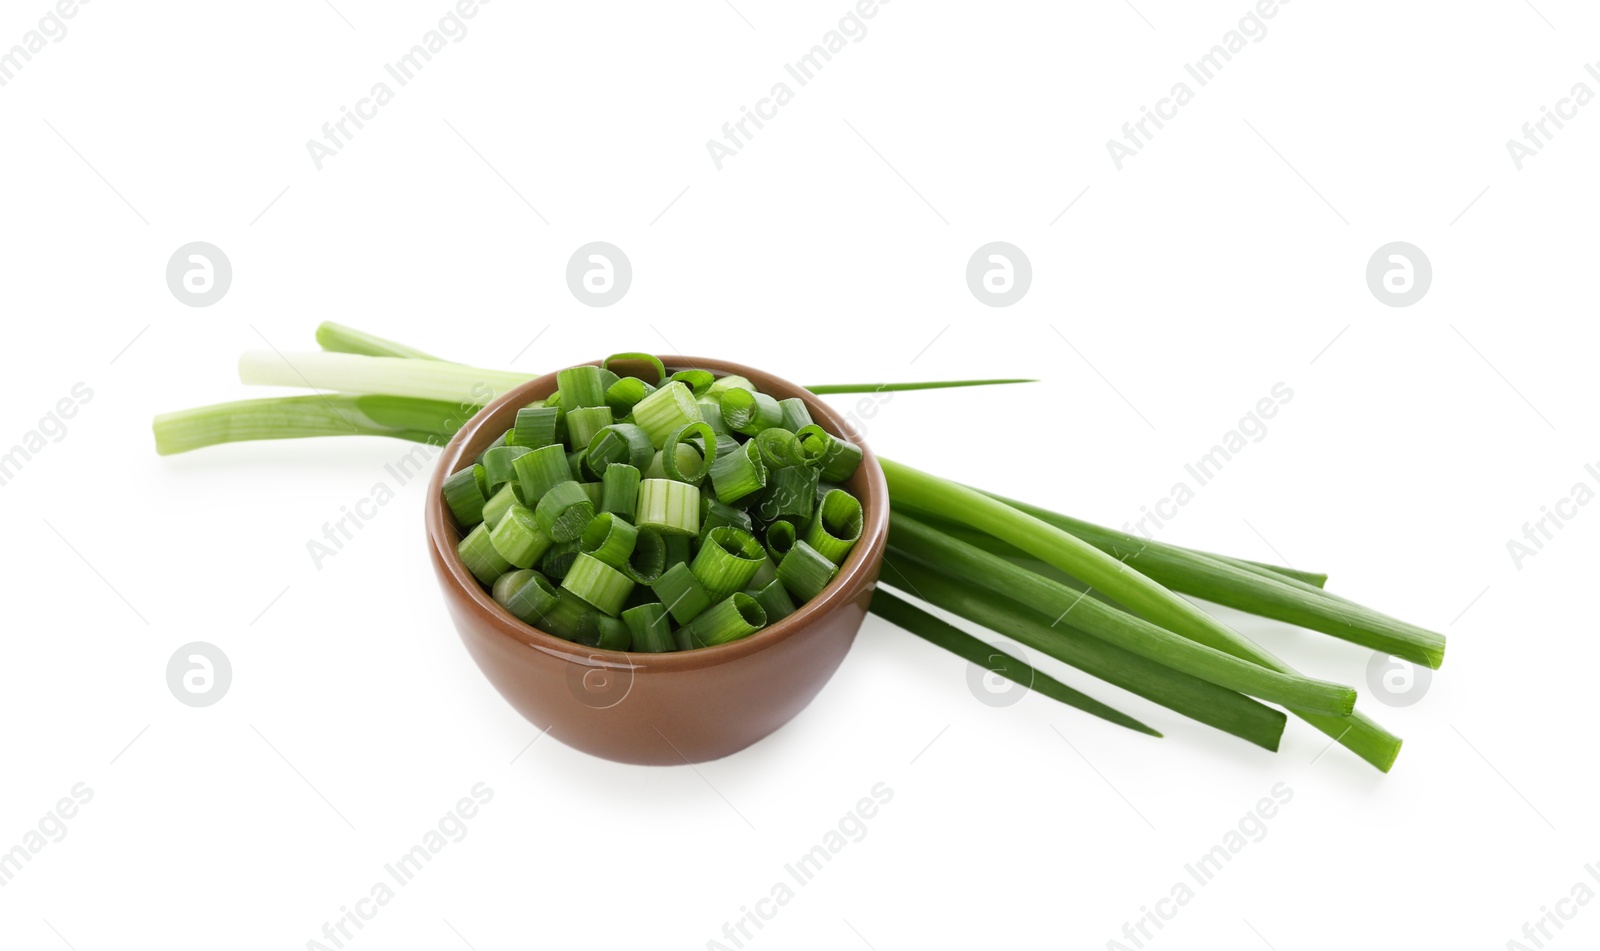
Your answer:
(631, 382), (704, 447)
(578, 612), (632, 650)
(652, 562), (713, 625)
(442, 466), (487, 526)
(489, 502), (554, 569)
(871, 589), (1161, 738)
(747, 578), (796, 623)
(604, 352), (667, 386)
(561, 552), (636, 616)
(458, 523), (511, 586)
(513, 443), (572, 504)
(557, 365), (608, 408)
(510, 405), (560, 448)
(564, 405), (614, 448)
(494, 569), (560, 624)
(748, 556), (779, 589)
(755, 465), (819, 523)
(706, 374), (752, 398)
(678, 593), (766, 648)
(698, 400), (731, 436)
(804, 488), (863, 564)
(754, 427), (804, 469)
(662, 533), (692, 571)
(776, 540), (838, 602)
(720, 388), (783, 435)
(605, 377), (653, 417)
(661, 423), (716, 484)
(797, 425), (863, 482)
(481, 444), (534, 489)
(778, 397), (813, 432)
(580, 512), (639, 568)
(763, 519), (797, 563)
(692, 526), (767, 601)
(635, 479), (700, 536)
(534, 481), (596, 543)
(536, 591), (589, 639)
(700, 497), (754, 538)
(671, 369), (716, 396)
(540, 540), (582, 580)
(709, 440), (767, 504)
(622, 602), (676, 652)
(585, 423), (654, 476)
(601, 463), (641, 517)
(480, 482), (521, 529)
(622, 527), (667, 584)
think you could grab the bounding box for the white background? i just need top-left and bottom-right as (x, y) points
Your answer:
(1, 1), (1596, 948)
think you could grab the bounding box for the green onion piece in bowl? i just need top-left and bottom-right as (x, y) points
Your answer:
(622, 602), (676, 652)
(557, 365), (608, 408)
(803, 488), (863, 564)
(692, 526), (766, 601)
(535, 481), (596, 543)
(562, 553), (636, 616)
(678, 593), (766, 649)
(636, 479), (700, 536)
(652, 562), (713, 625)
(580, 512), (639, 568)
(776, 540), (838, 602)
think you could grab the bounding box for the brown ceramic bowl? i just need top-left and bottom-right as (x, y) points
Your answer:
(425, 356), (888, 765)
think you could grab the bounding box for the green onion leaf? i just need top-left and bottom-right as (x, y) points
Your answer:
(871, 589), (1162, 738)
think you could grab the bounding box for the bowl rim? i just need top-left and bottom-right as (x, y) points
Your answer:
(424, 354), (889, 672)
